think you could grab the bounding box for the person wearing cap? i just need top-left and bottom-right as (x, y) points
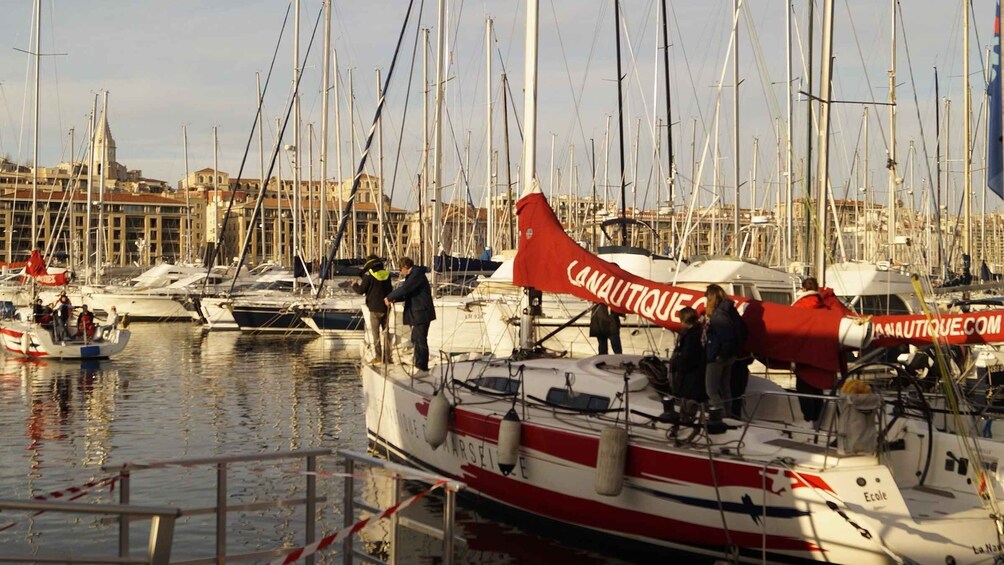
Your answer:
(352, 255), (392, 362)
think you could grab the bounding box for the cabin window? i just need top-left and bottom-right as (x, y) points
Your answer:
(545, 388), (610, 411)
(857, 294), (910, 315)
(759, 291), (793, 305)
(467, 377), (520, 394)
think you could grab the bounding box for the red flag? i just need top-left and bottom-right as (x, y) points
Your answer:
(24, 250), (46, 277)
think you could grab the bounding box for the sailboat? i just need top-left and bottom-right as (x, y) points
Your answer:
(360, 2), (1004, 562)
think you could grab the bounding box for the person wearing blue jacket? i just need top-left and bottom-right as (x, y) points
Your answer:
(703, 284), (744, 416)
(385, 257), (436, 372)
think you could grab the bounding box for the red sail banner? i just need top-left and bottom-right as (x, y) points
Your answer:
(514, 192), (855, 375)
(871, 312), (1004, 347)
(21, 250), (70, 286)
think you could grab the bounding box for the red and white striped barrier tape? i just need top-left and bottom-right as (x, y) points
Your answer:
(0, 474), (121, 533)
(267, 479), (448, 565)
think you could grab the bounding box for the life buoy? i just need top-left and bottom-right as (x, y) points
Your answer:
(497, 408), (521, 476)
(594, 426), (628, 496)
(425, 392), (450, 449)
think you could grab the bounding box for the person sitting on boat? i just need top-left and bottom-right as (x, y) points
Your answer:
(32, 299), (52, 325)
(53, 292), (73, 340)
(76, 304), (96, 340)
(702, 284), (746, 418)
(99, 306), (120, 339)
(670, 307), (706, 420)
(352, 255), (392, 363)
(385, 257), (436, 374)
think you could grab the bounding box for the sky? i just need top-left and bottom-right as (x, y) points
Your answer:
(0, 0), (1000, 215)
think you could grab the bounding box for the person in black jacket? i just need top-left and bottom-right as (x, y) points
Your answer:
(671, 307), (706, 402)
(703, 284), (744, 416)
(589, 303), (623, 354)
(352, 255), (392, 363)
(385, 257), (436, 372)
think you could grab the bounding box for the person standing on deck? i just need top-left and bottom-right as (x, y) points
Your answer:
(385, 257), (436, 373)
(353, 255), (392, 363)
(53, 292), (72, 341)
(702, 284), (745, 417)
(589, 303), (623, 354)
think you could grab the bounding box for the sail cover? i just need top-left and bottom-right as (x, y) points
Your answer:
(514, 192), (862, 376)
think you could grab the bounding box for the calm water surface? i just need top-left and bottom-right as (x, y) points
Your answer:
(0, 324), (651, 564)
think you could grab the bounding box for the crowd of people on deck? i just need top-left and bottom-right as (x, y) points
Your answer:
(30, 292), (118, 342)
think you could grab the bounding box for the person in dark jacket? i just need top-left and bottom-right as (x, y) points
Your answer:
(353, 255), (393, 362)
(385, 257), (436, 372)
(703, 284), (743, 416)
(589, 303), (623, 354)
(671, 307), (706, 401)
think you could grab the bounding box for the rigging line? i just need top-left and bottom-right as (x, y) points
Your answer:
(548, 0), (604, 167)
(318, 0), (418, 297)
(666, 0), (708, 135)
(740, 1), (783, 148)
(843, 0), (890, 153)
(43, 0), (67, 162)
(383, 0), (427, 265)
(494, 45), (523, 143)
(443, 107), (475, 209)
(898, 1), (948, 274)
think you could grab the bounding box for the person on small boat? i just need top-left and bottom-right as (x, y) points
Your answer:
(385, 257), (435, 373)
(99, 306), (119, 339)
(670, 307), (706, 420)
(53, 292), (73, 340)
(352, 255), (392, 363)
(32, 299), (51, 325)
(589, 303), (623, 355)
(76, 304), (96, 340)
(703, 284), (746, 418)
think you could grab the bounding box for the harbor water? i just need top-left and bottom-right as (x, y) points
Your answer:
(0, 324), (655, 564)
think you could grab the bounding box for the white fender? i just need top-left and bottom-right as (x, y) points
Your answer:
(839, 317), (873, 350)
(594, 426), (628, 496)
(425, 391), (450, 449)
(19, 332), (30, 355)
(497, 408), (521, 476)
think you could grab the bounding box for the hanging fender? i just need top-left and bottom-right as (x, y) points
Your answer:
(497, 408), (521, 476)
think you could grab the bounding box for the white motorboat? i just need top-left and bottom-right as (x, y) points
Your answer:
(0, 317), (129, 359)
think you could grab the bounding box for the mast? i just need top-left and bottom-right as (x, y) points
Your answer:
(213, 126), (220, 265)
(376, 69), (386, 259)
(257, 72), (266, 264)
(887, 0), (898, 263)
(519, 0), (540, 350)
(963, 0), (973, 259)
(292, 0), (302, 272)
(320, 0), (331, 263)
(334, 49), (344, 259)
(785, 0), (793, 263)
(486, 17), (494, 255)
(308, 122), (315, 261)
(97, 91), (108, 274)
(183, 125), (191, 264)
(660, 0), (676, 252)
(732, 0), (740, 249)
(31, 0), (40, 251)
(432, 0), (446, 281)
(349, 68), (357, 258)
(614, 0), (628, 245)
(276, 116), (283, 264)
(502, 72), (514, 248)
(805, 0), (815, 260)
(814, 0), (834, 284)
(85, 96), (96, 283)
(421, 28), (430, 264)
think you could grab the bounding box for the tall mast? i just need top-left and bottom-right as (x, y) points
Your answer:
(349, 68), (357, 257)
(814, 0), (834, 284)
(660, 0), (676, 251)
(432, 0), (447, 280)
(502, 73), (514, 248)
(805, 0), (815, 260)
(486, 17), (494, 255)
(963, 0), (973, 259)
(31, 0), (40, 251)
(614, 0), (627, 245)
(320, 0), (331, 262)
(887, 0), (898, 263)
(785, 1), (793, 263)
(333, 49), (344, 259)
(97, 92), (108, 274)
(421, 28), (430, 264)
(376, 69), (386, 259)
(213, 126), (220, 264)
(85, 96), (96, 282)
(183, 125), (191, 264)
(518, 0), (540, 350)
(732, 0), (741, 249)
(292, 0), (302, 270)
(257, 72), (266, 264)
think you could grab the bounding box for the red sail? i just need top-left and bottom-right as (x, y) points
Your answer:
(514, 192), (856, 375)
(21, 250), (69, 286)
(871, 312), (1004, 347)
(24, 250), (47, 277)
